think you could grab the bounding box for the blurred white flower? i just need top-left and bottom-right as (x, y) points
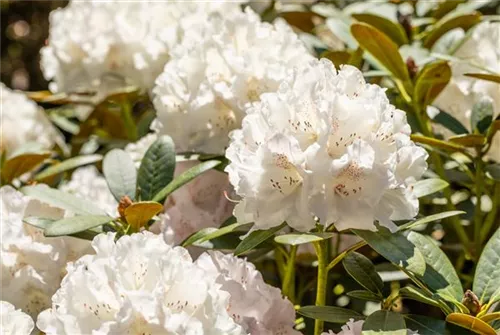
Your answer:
(0, 83), (60, 154)
(322, 319), (364, 335)
(59, 166), (118, 217)
(0, 301), (35, 335)
(124, 132), (159, 167)
(0, 186), (89, 319)
(36, 232), (245, 335)
(434, 21), (500, 161)
(197, 251), (300, 335)
(41, 0), (243, 94)
(226, 59), (428, 232)
(153, 8), (313, 154)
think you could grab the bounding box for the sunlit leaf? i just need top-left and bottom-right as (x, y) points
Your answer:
(234, 223), (286, 256)
(412, 178), (449, 198)
(2, 152), (51, 182)
(34, 154), (102, 181)
(124, 201), (163, 232)
(352, 13), (408, 46)
(45, 215), (112, 237)
(449, 134), (486, 147)
(446, 313), (497, 335)
(279, 11), (324, 32)
(471, 97), (494, 134)
(103, 149), (137, 201)
(480, 313), (500, 324)
(411, 135), (466, 152)
(274, 233), (334, 246)
(404, 314), (473, 335)
(399, 285), (443, 309)
(464, 73), (500, 84)
(423, 12), (481, 48)
(398, 211), (465, 231)
(474, 227), (500, 304)
(414, 61), (451, 109)
(321, 51), (351, 68)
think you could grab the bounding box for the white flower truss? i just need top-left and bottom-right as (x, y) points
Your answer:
(36, 232), (246, 335)
(226, 59), (428, 232)
(0, 83), (60, 154)
(0, 301), (35, 335)
(59, 166), (118, 217)
(434, 21), (500, 160)
(0, 186), (89, 319)
(197, 251), (300, 335)
(152, 8), (314, 154)
(41, 0), (243, 94)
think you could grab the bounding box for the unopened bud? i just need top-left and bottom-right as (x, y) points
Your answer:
(462, 290), (481, 315)
(406, 57), (418, 79)
(118, 195), (133, 218)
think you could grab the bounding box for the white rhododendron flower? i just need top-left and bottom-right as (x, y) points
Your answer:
(197, 251), (300, 335)
(36, 232), (245, 335)
(322, 319), (364, 335)
(41, 0), (243, 94)
(434, 21), (500, 160)
(59, 166), (118, 216)
(153, 8), (313, 154)
(226, 59), (428, 232)
(0, 186), (89, 319)
(0, 83), (59, 154)
(0, 301), (35, 335)
(124, 132), (159, 166)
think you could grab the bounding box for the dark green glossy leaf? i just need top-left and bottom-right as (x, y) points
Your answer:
(471, 97), (494, 134)
(362, 310), (406, 335)
(234, 223), (286, 256)
(347, 290), (383, 302)
(433, 110), (469, 135)
(298, 306), (364, 324)
(399, 285), (443, 309)
(404, 315), (474, 335)
(343, 252), (384, 294)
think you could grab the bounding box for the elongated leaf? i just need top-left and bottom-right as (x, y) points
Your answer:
(410, 134), (466, 152)
(412, 178), (449, 198)
(103, 149), (137, 201)
(464, 73), (500, 84)
(35, 154), (102, 181)
(23, 217), (101, 240)
(408, 232), (463, 301)
(352, 13), (408, 46)
(414, 61), (451, 109)
(152, 160), (221, 203)
(351, 23), (411, 84)
(433, 110), (469, 135)
(471, 97), (494, 134)
(343, 252), (384, 294)
(403, 315), (444, 335)
(423, 12), (481, 48)
(274, 233), (334, 246)
(321, 51), (351, 68)
(182, 223), (250, 247)
(353, 228), (426, 276)
(298, 306), (364, 324)
(45, 215), (112, 237)
(234, 223), (286, 256)
(346, 290), (382, 302)
(398, 211), (465, 231)
(474, 227), (500, 304)
(21, 185), (107, 216)
(480, 313), (500, 324)
(2, 152), (51, 182)
(124, 201), (163, 232)
(485, 164), (500, 181)
(137, 135), (175, 201)
(362, 310), (406, 335)
(446, 313), (497, 335)
(449, 134), (486, 147)
(279, 11), (323, 32)
(399, 285), (443, 309)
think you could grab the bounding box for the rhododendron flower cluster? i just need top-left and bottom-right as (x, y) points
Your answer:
(0, 301), (35, 335)
(226, 59), (428, 232)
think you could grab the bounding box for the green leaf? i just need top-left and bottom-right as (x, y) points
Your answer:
(346, 290), (383, 302)
(403, 315), (444, 335)
(23, 217), (101, 241)
(343, 252), (384, 294)
(234, 223), (286, 256)
(124, 201), (163, 232)
(2, 152), (51, 182)
(398, 211), (465, 231)
(474, 227), (500, 304)
(433, 110), (469, 135)
(362, 310), (406, 335)
(414, 61), (451, 109)
(485, 164), (500, 181)
(411, 134), (466, 153)
(423, 12), (481, 48)
(182, 222), (251, 247)
(103, 149), (137, 201)
(321, 51), (351, 68)
(446, 313), (497, 335)
(449, 134), (486, 147)
(399, 285), (443, 309)
(137, 135), (175, 201)
(274, 233), (334, 246)
(480, 312), (500, 324)
(352, 13), (408, 46)
(464, 73), (500, 84)
(412, 178), (449, 198)
(350, 23), (411, 85)
(49, 113), (80, 134)
(152, 160), (221, 203)
(353, 227), (426, 277)
(34, 154), (102, 181)
(407, 232), (463, 302)
(298, 306), (364, 324)
(21, 185), (107, 216)
(471, 97), (494, 134)
(45, 215), (112, 237)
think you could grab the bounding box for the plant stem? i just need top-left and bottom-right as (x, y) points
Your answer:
(473, 152), (484, 258)
(282, 245), (297, 303)
(313, 240), (328, 335)
(480, 182), (500, 244)
(327, 241), (367, 271)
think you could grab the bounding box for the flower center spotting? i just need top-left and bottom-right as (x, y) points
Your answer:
(268, 153), (302, 195)
(208, 97), (237, 132)
(247, 76), (268, 102)
(333, 161), (364, 198)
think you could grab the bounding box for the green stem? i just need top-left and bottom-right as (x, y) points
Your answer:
(414, 111), (470, 248)
(480, 182), (500, 244)
(313, 240), (328, 335)
(282, 245), (297, 303)
(473, 153), (484, 258)
(121, 99), (138, 141)
(327, 241), (367, 272)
